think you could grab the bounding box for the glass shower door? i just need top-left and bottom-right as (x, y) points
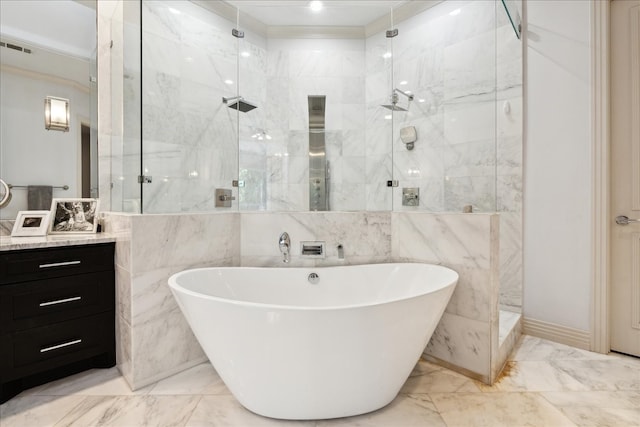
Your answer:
(140, 0), (239, 213)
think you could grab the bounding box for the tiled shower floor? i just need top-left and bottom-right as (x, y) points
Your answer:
(1, 335), (639, 426)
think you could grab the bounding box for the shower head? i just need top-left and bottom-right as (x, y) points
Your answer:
(222, 96), (258, 113)
(380, 88), (414, 112)
(380, 104), (408, 111)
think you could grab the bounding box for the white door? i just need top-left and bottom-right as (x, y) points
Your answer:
(611, 0), (640, 357)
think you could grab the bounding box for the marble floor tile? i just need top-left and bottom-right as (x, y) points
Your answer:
(429, 392), (577, 427)
(18, 368), (150, 397)
(553, 406), (640, 427)
(401, 360), (481, 393)
(184, 395), (313, 427)
(53, 395), (201, 427)
(541, 390), (640, 408)
(550, 358), (640, 391)
(541, 391), (640, 426)
(315, 394), (446, 427)
(498, 310), (520, 343)
(509, 336), (612, 362)
(2, 336), (638, 427)
(478, 361), (590, 392)
(0, 395), (85, 427)
(147, 363), (230, 396)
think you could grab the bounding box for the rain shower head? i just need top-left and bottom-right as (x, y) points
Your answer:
(380, 88), (414, 112)
(380, 104), (408, 111)
(222, 96), (258, 113)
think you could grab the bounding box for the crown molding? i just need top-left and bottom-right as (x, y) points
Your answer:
(365, 0), (442, 37)
(195, 0), (441, 39)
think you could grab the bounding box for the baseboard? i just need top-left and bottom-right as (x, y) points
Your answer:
(127, 356), (209, 391)
(522, 318), (591, 350)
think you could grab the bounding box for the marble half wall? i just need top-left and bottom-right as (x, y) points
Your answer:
(391, 212), (501, 384)
(240, 212), (391, 267)
(103, 212), (240, 390)
(104, 210), (507, 389)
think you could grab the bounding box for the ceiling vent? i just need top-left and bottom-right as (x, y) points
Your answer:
(0, 41), (32, 54)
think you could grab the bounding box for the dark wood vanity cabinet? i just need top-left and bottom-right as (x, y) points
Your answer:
(0, 242), (116, 403)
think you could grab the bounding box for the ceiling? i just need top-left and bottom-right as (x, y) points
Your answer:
(0, 0), (95, 86)
(0, 0), (96, 59)
(224, 1), (408, 27)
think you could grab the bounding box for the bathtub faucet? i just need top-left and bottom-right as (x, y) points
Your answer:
(279, 232), (290, 263)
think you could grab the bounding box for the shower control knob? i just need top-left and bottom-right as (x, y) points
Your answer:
(308, 273), (320, 284)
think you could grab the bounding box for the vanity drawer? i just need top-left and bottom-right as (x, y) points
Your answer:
(0, 311), (114, 381)
(0, 271), (114, 333)
(0, 243), (114, 285)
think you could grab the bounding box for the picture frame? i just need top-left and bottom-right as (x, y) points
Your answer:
(49, 198), (100, 234)
(11, 210), (51, 237)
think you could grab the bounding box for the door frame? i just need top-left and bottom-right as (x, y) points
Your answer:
(591, 0), (611, 354)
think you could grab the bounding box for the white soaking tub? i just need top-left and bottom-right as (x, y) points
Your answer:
(168, 263), (458, 420)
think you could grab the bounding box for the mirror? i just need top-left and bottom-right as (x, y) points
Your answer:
(0, 0), (97, 220)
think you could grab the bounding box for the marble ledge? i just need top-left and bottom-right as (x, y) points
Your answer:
(0, 233), (116, 252)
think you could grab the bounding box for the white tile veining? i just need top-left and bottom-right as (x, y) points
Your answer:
(2, 336), (638, 427)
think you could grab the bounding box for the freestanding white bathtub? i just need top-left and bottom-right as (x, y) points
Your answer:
(168, 263), (458, 420)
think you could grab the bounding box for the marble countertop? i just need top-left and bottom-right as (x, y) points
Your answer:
(0, 233), (116, 251)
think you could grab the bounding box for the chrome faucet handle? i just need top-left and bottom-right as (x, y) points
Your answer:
(279, 232), (290, 248)
(279, 232), (290, 263)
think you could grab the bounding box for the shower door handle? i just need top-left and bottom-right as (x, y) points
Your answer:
(615, 215), (640, 225)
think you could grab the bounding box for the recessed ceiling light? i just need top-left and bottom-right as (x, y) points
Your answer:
(309, 1), (323, 12)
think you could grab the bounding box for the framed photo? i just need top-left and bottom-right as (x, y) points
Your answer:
(49, 198), (100, 234)
(11, 210), (51, 237)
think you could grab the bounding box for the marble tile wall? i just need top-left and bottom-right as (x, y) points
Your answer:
(101, 212), (133, 384)
(102, 212), (240, 390)
(366, 1), (523, 312)
(391, 212), (501, 383)
(262, 39), (368, 211)
(240, 212), (391, 267)
(139, 1), (240, 213)
(102, 210), (504, 388)
(364, 1), (499, 213)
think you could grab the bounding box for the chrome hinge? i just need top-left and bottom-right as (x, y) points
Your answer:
(138, 175), (152, 184)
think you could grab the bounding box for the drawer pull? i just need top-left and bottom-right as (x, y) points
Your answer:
(39, 260), (81, 269)
(39, 296), (82, 307)
(40, 339), (82, 353)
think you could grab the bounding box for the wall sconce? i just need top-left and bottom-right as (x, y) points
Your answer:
(44, 96), (70, 131)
